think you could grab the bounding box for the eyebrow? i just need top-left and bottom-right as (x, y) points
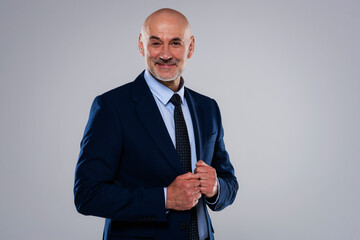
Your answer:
(149, 36), (183, 42)
(149, 36), (161, 40)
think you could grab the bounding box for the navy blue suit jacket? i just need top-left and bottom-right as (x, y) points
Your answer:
(74, 72), (238, 240)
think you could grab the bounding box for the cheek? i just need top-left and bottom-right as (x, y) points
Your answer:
(146, 48), (161, 58)
(145, 54), (156, 65)
(172, 50), (187, 61)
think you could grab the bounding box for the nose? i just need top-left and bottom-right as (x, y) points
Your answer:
(159, 45), (172, 61)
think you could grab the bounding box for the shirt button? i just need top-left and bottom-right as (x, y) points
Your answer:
(180, 223), (187, 230)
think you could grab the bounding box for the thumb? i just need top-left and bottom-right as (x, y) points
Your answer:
(196, 160), (207, 166)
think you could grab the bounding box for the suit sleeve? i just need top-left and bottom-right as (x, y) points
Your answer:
(206, 100), (239, 211)
(73, 96), (167, 222)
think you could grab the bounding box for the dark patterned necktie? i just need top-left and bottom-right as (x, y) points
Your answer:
(170, 94), (199, 240)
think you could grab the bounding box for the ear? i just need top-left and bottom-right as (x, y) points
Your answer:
(138, 34), (145, 56)
(187, 36), (195, 59)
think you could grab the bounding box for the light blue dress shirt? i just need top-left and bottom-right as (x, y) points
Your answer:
(144, 70), (209, 240)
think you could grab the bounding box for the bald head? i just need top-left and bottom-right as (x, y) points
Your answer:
(141, 8), (191, 39)
(138, 8), (195, 90)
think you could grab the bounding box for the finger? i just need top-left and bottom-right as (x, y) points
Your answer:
(188, 179), (201, 187)
(193, 197), (199, 207)
(177, 172), (191, 179)
(200, 178), (217, 187)
(200, 180), (212, 188)
(180, 172), (199, 180)
(197, 171), (212, 178)
(194, 166), (201, 174)
(193, 186), (201, 195)
(195, 174), (208, 182)
(196, 160), (207, 167)
(200, 178), (210, 184)
(187, 174), (201, 180)
(200, 186), (209, 193)
(194, 167), (209, 173)
(195, 191), (202, 200)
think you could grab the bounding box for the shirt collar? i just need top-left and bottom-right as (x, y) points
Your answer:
(144, 69), (185, 105)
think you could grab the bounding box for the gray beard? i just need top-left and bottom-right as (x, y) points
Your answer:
(148, 68), (182, 82)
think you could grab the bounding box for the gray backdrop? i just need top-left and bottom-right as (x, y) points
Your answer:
(1, 0), (359, 239)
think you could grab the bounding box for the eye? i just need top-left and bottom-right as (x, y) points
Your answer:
(171, 41), (181, 46)
(150, 41), (161, 47)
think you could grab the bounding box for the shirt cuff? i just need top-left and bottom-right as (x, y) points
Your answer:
(164, 187), (170, 214)
(206, 178), (220, 205)
(163, 187), (167, 207)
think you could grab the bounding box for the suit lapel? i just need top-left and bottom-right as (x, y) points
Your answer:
(185, 88), (204, 161)
(132, 73), (184, 175)
(186, 91), (214, 237)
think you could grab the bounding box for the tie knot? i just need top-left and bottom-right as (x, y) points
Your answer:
(170, 94), (182, 107)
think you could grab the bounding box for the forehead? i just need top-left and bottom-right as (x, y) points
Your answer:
(144, 13), (190, 40)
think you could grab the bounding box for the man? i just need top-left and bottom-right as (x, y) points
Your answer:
(74, 8), (238, 240)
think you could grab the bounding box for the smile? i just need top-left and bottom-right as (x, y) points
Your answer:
(156, 63), (176, 68)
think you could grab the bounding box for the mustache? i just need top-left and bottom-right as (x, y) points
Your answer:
(154, 58), (179, 65)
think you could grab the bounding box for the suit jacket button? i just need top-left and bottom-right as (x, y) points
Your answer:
(180, 223), (187, 230)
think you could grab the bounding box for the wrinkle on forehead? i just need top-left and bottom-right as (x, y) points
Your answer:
(141, 8), (191, 39)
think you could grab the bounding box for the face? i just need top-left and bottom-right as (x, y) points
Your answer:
(139, 14), (194, 83)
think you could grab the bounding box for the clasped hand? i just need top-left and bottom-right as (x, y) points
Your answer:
(166, 160), (218, 211)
